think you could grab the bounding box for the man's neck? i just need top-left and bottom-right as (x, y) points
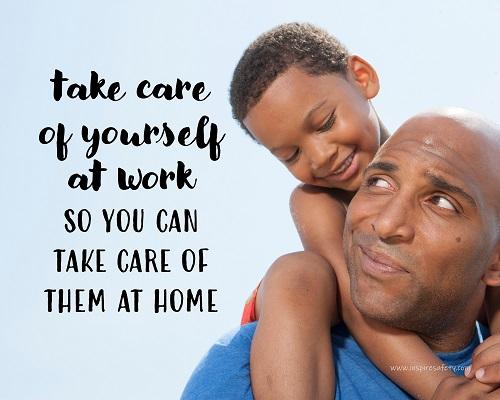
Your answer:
(420, 284), (486, 352)
(419, 320), (477, 353)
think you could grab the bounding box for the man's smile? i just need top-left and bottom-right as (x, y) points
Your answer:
(358, 245), (409, 279)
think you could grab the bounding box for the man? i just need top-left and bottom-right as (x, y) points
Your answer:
(182, 109), (500, 399)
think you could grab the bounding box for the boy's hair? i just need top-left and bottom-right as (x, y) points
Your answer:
(229, 22), (350, 137)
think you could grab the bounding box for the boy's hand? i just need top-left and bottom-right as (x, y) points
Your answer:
(432, 376), (499, 399)
(465, 334), (500, 384)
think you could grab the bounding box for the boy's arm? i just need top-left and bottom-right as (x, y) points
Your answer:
(486, 285), (500, 333)
(290, 184), (454, 400)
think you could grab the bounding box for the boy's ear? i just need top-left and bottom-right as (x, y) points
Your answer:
(347, 55), (379, 99)
(482, 244), (500, 287)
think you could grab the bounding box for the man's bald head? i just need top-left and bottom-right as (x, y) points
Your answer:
(384, 108), (500, 238)
(344, 108), (500, 351)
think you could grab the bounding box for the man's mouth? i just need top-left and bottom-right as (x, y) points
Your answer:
(359, 245), (409, 277)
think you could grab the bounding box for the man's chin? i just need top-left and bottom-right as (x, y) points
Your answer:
(352, 291), (391, 322)
(350, 280), (408, 327)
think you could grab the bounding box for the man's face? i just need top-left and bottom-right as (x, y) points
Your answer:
(243, 65), (381, 191)
(344, 115), (499, 337)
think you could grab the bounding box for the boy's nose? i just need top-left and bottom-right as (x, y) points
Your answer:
(306, 139), (338, 176)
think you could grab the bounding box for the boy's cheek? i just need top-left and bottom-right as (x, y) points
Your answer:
(287, 164), (313, 186)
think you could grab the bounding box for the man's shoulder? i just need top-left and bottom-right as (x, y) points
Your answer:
(332, 324), (414, 399)
(181, 323), (256, 400)
(197, 322), (256, 364)
(332, 322), (489, 400)
(217, 322), (257, 347)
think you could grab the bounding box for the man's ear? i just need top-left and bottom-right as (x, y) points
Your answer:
(347, 55), (380, 100)
(482, 244), (500, 287)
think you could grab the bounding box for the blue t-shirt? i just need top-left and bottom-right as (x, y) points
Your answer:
(181, 322), (488, 400)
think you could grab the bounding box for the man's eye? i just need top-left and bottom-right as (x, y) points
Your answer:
(367, 177), (391, 189)
(430, 196), (457, 211)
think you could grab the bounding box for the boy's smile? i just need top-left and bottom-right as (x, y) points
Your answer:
(243, 61), (383, 192)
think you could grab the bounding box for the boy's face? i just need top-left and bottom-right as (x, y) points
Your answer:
(243, 63), (381, 191)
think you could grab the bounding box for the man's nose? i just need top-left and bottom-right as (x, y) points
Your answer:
(305, 138), (338, 175)
(371, 196), (415, 243)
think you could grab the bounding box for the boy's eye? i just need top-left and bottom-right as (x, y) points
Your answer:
(283, 149), (300, 164)
(318, 112), (336, 133)
(430, 195), (457, 212)
(367, 177), (391, 189)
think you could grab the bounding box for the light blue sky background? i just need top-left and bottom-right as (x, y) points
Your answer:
(1, 1), (499, 399)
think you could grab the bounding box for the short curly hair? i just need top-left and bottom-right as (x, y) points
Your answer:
(229, 22), (350, 138)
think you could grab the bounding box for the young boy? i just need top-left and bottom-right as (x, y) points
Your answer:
(230, 22), (500, 399)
